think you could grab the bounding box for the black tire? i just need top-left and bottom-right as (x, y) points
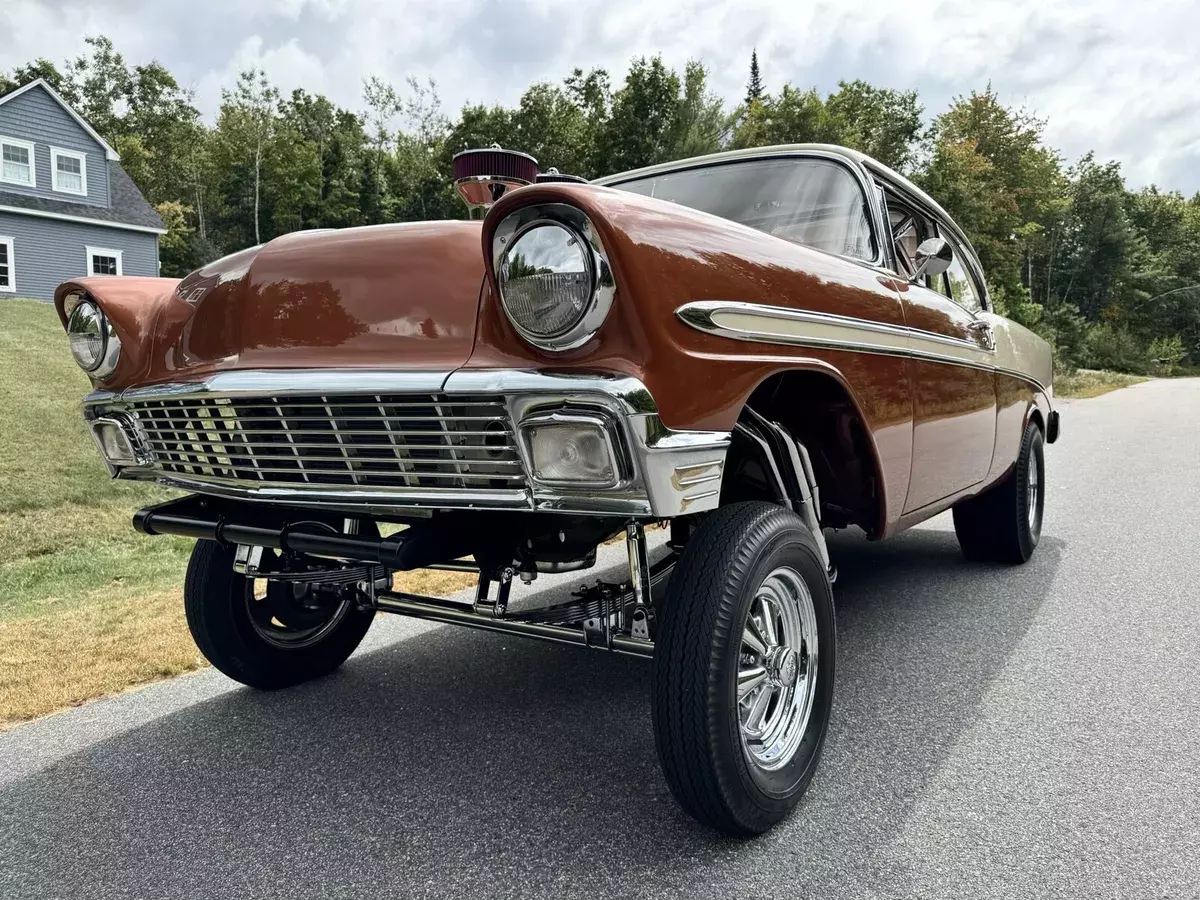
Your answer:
(652, 501), (836, 835)
(953, 419), (1045, 564)
(184, 540), (375, 690)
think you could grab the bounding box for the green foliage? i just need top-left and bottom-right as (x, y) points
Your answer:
(1, 40), (1193, 369)
(746, 51), (764, 106)
(1148, 335), (1185, 376)
(1082, 324), (1151, 375)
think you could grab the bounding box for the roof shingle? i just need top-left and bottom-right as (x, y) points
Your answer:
(0, 161), (165, 232)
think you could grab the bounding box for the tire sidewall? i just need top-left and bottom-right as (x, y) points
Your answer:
(1016, 423), (1045, 559)
(711, 519), (836, 816)
(185, 540), (374, 689)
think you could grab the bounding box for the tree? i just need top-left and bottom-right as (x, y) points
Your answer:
(212, 69), (282, 246)
(919, 87), (1065, 322)
(746, 50), (764, 106)
(675, 60), (728, 159)
(63, 36), (131, 139)
(0, 59), (67, 96)
(825, 80), (922, 172)
(595, 56), (683, 174)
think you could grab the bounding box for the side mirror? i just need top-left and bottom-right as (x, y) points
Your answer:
(912, 237), (953, 281)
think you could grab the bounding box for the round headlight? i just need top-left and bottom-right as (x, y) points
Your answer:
(499, 222), (595, 343)
(67, 299), (121, 377)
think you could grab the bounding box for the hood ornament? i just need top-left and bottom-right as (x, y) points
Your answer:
(452, 144), (539, 217)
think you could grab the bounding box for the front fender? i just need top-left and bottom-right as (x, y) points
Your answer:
(470, 183), (911, 434)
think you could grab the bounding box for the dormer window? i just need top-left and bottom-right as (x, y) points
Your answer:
(1, 137), (36, 187)
(52, 147), (87, 195)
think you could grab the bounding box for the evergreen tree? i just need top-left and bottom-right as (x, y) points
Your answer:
(746, 50), (764, 105)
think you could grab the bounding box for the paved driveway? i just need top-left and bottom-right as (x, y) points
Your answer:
(2, 378), (1198, 899)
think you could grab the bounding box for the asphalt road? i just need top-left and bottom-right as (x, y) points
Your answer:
(2, 378), (1198, 900)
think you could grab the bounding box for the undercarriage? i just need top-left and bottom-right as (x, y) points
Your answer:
(137, 493), (672, 657)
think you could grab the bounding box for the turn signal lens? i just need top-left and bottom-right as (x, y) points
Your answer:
(92, 420), (138, 466)
(523, 417), (618, 487)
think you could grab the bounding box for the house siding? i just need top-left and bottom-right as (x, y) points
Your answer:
(0, 211), (158, 301)
(0, 86), (109, 208)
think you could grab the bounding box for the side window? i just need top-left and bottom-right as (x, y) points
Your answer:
(941, 238), (982, 312)
(887, 197), (946, 291)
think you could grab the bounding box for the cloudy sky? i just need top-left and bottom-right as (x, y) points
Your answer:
(4, 0), (1199, 191)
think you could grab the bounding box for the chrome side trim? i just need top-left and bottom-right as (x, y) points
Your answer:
(677, 300), (1052, 395)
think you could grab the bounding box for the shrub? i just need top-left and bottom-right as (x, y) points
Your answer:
(1081, 324), (1151, 375)
(1148, 335), (1185, 376)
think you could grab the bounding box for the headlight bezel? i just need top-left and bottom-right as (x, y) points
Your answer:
(66, 295), (121, 378)
(492, 203), (615, 352)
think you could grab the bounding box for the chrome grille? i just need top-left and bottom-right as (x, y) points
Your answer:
(127, 393), (527, 492)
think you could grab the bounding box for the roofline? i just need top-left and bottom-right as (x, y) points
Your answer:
(0, 79), (120, 161)
(0, 203), (166, 235)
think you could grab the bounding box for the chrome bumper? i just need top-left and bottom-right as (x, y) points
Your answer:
(83, 369), (730, 518)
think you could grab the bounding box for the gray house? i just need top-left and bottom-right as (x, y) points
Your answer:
(0, 78), (164, 301)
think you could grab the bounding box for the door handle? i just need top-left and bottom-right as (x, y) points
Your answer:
(967, 320), (996, 351)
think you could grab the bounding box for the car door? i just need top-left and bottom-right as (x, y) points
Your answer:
(884, 196), (997, 512)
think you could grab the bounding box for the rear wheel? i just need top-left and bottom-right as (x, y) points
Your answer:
(184, 540), (375, 690)
(953, 419), (1045, 563)
(652, 501), (836, 835)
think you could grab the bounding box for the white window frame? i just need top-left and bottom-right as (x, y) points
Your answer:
(86, 246), (123, 277)
(50, 146), (87, 196)
(0, 235), (14, 292)
(0, 135), (37, 188)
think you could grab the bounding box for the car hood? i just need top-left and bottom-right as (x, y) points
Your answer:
(160, 221), (486, 383)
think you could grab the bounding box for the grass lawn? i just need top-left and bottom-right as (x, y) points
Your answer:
(1055, 368), (1149, 399)
(0, 299), (472, 727)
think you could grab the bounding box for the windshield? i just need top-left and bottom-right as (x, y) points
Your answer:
(612, 157), (876, 262)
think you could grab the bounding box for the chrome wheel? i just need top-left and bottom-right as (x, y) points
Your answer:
(738, 566), (819, 772)
(1027, 450), (1041, 532)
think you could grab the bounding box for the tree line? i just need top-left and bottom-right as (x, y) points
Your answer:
(3, 36), (1197, 374)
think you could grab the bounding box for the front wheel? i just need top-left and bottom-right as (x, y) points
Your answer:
(184, 540), (375, 690)
(652, 502), (836, 835)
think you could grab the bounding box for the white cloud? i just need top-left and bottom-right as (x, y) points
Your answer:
(2, 0), (1200, 191)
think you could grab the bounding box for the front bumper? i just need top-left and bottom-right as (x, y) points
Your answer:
(83, 369), (730, 518)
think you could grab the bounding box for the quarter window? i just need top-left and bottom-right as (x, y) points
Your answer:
(940, 239), (982, 312)
(52, 148), (87, 195)
(87, 247), (122, 277)
(1, 137), (35, 187)
(0, 236), (14, 292)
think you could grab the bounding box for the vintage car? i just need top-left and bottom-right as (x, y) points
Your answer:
(56, 143), (1057, 835)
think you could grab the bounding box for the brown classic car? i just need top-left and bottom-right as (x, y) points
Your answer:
(56, 144), (1057, 835)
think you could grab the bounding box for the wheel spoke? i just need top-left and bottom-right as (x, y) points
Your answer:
(745, 685), (774, 733)
(738, 665), (768, 698)
(742, 621), (768, 657)
(758, 595), (779, 648)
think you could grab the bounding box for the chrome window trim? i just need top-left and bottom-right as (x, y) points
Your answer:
(84, 369), (730, 518)
(865, 163), (992, 314)
(677, 300), (1050, 396)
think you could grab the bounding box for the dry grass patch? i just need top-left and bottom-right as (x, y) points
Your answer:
(1056, 369), (1149, 399)
(0, 589), (205, 728)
